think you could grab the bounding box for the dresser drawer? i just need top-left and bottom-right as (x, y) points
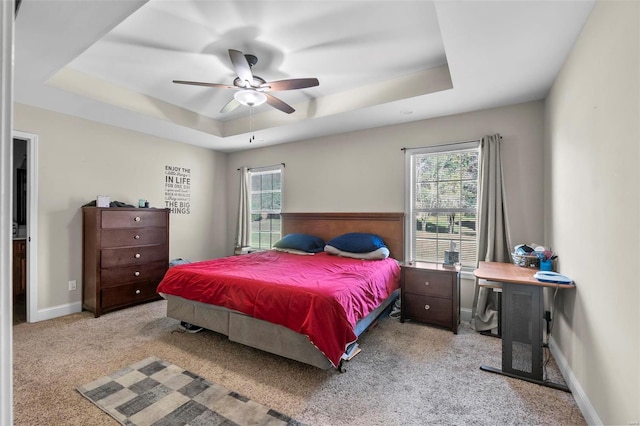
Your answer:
(100, 260), (168, 288)
(404, 294), (452, 328)
(101, 227), (167, 248)
(403, 268), (453, 298)
(101, 210), (168, 229)
(101, 244), (168, 268)
(101, 281), (160, 310)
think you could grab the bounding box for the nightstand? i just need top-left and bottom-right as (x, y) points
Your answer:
(400, 262), (460, 334)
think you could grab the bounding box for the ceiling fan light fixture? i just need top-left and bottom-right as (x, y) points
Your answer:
(174, 49), (314, 114)
(234, 89), (267, 107)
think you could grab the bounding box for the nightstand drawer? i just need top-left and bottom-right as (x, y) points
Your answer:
(404, 294), (452, 328)
(403, 268), (453, 298)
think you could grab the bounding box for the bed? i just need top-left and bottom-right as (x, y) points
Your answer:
(157, 212), (404, 371)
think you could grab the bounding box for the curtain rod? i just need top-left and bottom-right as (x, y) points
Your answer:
(237, 162), (285, 171)
(401, 136), (501, 151)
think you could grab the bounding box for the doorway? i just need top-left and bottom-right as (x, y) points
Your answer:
(12, 138), (26, 323)
(13, 131), (38, 323)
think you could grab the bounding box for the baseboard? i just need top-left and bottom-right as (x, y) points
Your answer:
(549, 337), (602, 425)
(32, 301), (82, 322)
(460, 307), (472, 323)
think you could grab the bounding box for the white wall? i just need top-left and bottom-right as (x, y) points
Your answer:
(227, 101), (546, 312)
(13, 103), (228, 315)
(544, 1), (640, 424)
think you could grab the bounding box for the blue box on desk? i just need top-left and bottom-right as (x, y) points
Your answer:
(540, 259), (553, 271)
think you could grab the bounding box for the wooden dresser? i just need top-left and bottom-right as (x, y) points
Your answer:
(400, 262), (459, 333)
(82, 207), (169, 317)
(12, 239), (27, 299)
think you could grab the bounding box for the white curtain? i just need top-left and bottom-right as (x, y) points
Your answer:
(471, 134), (512, 331)
(235, 167), (251, 252)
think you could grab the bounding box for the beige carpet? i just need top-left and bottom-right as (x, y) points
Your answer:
(13, 300), (585, 425)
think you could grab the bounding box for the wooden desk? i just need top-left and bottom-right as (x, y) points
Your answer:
(474, 261), (575, 392)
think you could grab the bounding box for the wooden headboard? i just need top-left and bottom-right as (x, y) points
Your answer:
(281, 212), (404, 261)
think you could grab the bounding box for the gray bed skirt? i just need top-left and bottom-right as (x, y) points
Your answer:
(162, 288), (399, 370)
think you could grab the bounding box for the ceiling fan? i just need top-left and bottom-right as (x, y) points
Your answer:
(173, 49), (319, 114)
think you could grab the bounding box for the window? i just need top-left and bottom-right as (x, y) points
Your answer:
(406, 142), (479, 267)
(249, 165), (283, 250)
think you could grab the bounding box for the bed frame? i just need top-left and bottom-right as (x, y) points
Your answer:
(164, 212), (404, 370)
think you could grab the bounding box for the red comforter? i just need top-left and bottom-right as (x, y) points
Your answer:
(157, 250), (400, 366)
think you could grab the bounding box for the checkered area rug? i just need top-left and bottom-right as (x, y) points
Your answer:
(77, 357), (303, 426)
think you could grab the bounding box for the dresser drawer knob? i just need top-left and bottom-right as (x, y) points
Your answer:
(424, 281), (430, 286)
(135, 289), (141, 294)
(134, 235), (140, 240)
(134, 253), (141, 259)
(134, 216), (141, 222)
(424, 304), (431, 310)
(134, 271), (140, 277)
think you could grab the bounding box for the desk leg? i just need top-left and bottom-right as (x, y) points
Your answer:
(479, 365), (570, 392)
(502, 282), (543, 379)
(480, 282), (570, 393)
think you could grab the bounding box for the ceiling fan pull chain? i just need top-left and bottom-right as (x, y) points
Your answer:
(249, 106), (254, 143)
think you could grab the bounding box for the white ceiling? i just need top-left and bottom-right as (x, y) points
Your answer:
(14, 0), (595, 153)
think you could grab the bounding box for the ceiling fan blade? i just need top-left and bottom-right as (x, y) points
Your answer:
(262, 78), (319, 91)
(220, 98), (241, 113)
(173, 80), (236, 89)
(228, 49), (254, 87)
(265, 93), (295, 114)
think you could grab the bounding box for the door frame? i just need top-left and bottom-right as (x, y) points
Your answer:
(13, 130), (38, 323)
(2, 2), (14, 422)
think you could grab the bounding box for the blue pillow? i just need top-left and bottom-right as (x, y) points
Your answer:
(326, 233), (386, 253)
(273, 233), (325, 253)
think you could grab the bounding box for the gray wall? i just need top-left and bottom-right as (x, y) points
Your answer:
(13, 103), (228, 317)
(226, 101), (546, 313)
(544, 1), (639, 424)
